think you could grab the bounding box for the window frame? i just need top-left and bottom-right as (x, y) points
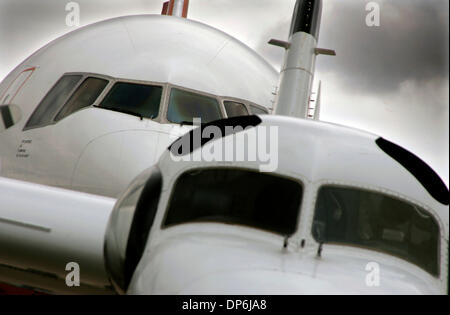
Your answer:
(160, 166), (305, 237)
(0, 104), (22, 132)
(309, 182), (444, 278)
(23, 72), (271, 131)
(220, 97), (270, 117)
(160, 84), (227, 125)
(23, 72), (113, 131)
(53, 76), (110, 122)
(247, 102), (270, 115)
(221, 99), (249, 118)
(98, 78), (166, 122)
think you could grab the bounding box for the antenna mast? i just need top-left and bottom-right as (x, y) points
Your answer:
(269, 0), (335, 119)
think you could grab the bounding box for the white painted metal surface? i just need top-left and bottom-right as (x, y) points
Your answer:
(123, 115), (448, 295)
(129, 230), (442, 295)
(0, 15), (276, 117)
(0, 176), (115, 294)
(275, 32), (317, 118)
(0, 15), (278, 198)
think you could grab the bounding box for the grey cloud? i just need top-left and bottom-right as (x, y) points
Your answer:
(255, 0), (449, 95)
(315, 0), (449, 94)
(0, 0), (161, 78)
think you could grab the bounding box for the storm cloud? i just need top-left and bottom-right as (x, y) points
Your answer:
(318, 0), (449, 94)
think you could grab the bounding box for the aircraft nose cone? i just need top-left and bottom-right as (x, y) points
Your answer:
(176, 269), (351, 295)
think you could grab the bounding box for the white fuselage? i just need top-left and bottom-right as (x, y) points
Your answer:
(121, 116), (448, 295)
(0, 9), (447, 296)
(0, 15), (278, 198)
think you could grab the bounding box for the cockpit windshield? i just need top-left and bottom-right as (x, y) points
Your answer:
(224, 101), (249, 117)
(249, 104), (268, 115)
(167, 88), (223, 124)
(163, 168), (303, 236)
(100, 82), (162, 119)
(312, 186), (440, 276)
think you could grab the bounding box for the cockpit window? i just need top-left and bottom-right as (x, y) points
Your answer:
(167, 88), (222, 124)
(100, 82), (162, 119)
(249, 105), (268, 115)
(55, 77), (108, 121)
(163, 168), (303, 236)
(312, 186), (440, 276)
(224, 101), (249, 118)
(24, 74), (82, 129)
(0, 105), (22, 132)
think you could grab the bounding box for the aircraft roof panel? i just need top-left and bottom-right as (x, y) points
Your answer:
(159, 115), (449, 221)
(11, 15), (278, 110)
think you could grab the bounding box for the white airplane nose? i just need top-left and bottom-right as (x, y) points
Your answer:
(177, 269), (346, 295)
(174, 267), (429, 295)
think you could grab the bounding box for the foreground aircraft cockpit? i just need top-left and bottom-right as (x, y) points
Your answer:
(105, 115), (448, 294)
(1, 114), (447, 294)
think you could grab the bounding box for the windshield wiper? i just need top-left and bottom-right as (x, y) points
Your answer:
(94, 105), (144, 120)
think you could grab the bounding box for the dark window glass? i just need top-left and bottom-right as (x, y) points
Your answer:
(167, 88), (222, 124)
(312, 186), (440, 276)
(164, 169), (303, 236)
(224, 101), (249, 118)
(1, 105), (13, 129)
(55, 77), (108, 121)
(100, 82), (162, 119)
(25, 75), (82, 129)
(249, 105), (268, 115)
(0, 105), (22, 132)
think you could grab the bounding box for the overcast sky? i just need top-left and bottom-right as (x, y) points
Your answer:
(0, 0), (448, 183)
